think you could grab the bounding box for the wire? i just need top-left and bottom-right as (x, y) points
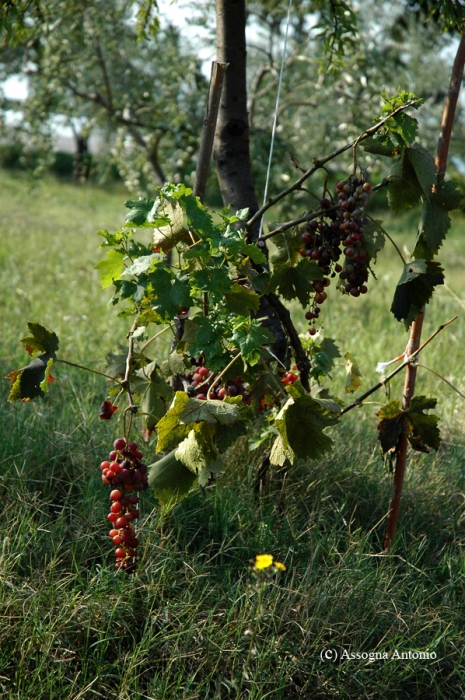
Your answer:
(258, 0), (293, 239)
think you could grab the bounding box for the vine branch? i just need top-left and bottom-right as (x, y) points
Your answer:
(340, 316), (457, 416)
(245, 100), (420, 232)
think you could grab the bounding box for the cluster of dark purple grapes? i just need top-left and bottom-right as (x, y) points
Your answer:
(185, 357), (251, 403)
(100, 437), (148, 573)
(300, 177), (373, 332)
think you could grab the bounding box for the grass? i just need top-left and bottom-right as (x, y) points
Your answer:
(1, 170), (465, 699)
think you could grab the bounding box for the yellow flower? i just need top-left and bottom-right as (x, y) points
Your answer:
(254, 554), (274, 569)
(274, 561), (286, 571)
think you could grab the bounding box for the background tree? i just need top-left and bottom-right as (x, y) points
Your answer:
(0, 0), (208, 187)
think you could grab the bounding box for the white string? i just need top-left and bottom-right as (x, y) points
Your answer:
(258, 0), (293, 239)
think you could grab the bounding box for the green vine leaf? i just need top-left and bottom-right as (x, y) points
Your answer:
(124, 197), (155, 226)
(175, 424), (223, 486)
(95, 249), (125, 289)
(224, 284), (261, 316)
(20, 322), (59, 356)
(269, 227), (302, 267)
(413, 181), (463, 259)
(148, 450), (198, 507)
(231, 319), (274, 366)
(404, 395), (441, 452)
(362, 218), (386, 261)
(387, 152), (422, 214)
(378, 90), (422, 148)
(241, 244), (267, 265)
(406, 144), (437, 199)
(269, 258), (324, 307)
(377, 396), (440, 454)
(269, 380), (340, 465)
(156, 391), (241, 452)
(391, 260), (444, 328)
(133, 361), (174, 435)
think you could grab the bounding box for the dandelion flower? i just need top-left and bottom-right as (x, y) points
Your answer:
(254, 554), (274, 569)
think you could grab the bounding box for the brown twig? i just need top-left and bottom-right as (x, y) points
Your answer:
(121, 321), (138, 415)
(265, 293), (311, 391)
(340, 316), (457, 416)
(260, 179), (390, 242)
(245, 100), (420, 233)
(56, 358), (121, 383)
(383, 30), (465, 553)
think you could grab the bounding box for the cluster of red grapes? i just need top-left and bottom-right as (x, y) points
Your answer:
(100, 437), (148, 573)
(281, 364), (299, 387)
(300, 177), (373, 332)
(185, 357), (251, 402)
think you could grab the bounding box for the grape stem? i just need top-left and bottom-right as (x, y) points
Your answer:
(363, 214), (406, 265)
(121, 321), (139, 418)
(415, 363), (465, 401)
(340, 316), (457, 416)
(206, 352), (242, 400)
(245, 100), (421, 232)
(139, 325), (172, 355)
(260, 179), (390, 241)
(56, 358), (121, 383)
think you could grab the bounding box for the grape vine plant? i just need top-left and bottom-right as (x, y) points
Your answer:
(5, 89), (463, 567)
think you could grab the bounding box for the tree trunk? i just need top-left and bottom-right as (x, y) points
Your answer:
(213, 0), (259, 236)
(213, 0), (289, 365)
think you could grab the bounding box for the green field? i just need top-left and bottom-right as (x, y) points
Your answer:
(1, 170), (464, 699)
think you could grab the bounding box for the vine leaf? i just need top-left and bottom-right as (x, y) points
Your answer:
(95, 249), (125, 288)
(214, 421), (247, 452)
(269, 227), (302, 267)
(269, 380), (340, 466)
(345, 352), (362, 393)
(378, 90), (421, 148)
(387, 151), (422, 214)
(241, 244), (267, 264)
(377, 400), (404, 453)
(175, 424), (223, 486)
(224, 284), (261, 316)
(21, 322), (59, 356)
(124, 197), (155, 226)
(269, 258), (324, 307)
(148, 450), (198, 507)
(362, 218), (385, 261)
(133, 361), (173, 435)
(404, 395), (441, 452)
(156, 391), (240, 452)
(190, 267), (232, 303)
(413, 181), (463, 259)
(407, 144), (437, 198)
(5, 354), (53, 402)
(231, 319), (274, 366)
(377, 396), (440, 454)
(391, 260), (444, 328)
(6, 323), (60, 402)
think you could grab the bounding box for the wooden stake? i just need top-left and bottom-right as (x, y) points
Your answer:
(383, 28), (465, 552)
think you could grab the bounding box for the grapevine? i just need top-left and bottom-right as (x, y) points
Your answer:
(4, 87), (463, 559)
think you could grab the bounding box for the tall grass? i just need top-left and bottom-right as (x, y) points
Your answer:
(1, 171), (464, 699)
